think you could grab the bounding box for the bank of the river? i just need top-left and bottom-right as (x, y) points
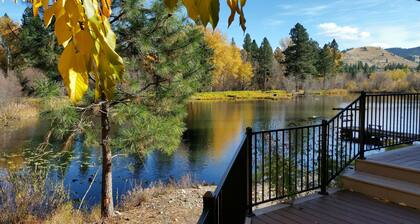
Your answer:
(190, 89), (348, 101)
(0, 98), (40, 127)
(108, 183), (215, 224)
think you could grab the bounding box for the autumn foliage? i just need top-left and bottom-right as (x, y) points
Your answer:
(204, 29), (253, 90)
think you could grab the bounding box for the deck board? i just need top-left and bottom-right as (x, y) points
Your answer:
(251, 191), (420, 224)
(368, 145), (420, 170)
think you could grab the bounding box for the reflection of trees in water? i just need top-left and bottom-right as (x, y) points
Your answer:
(254, 126), (322, 202)
(186, 101), (254, 159)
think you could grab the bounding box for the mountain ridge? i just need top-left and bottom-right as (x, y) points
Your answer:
(386, 47), (420, 62)
(342, 46), (418, 69)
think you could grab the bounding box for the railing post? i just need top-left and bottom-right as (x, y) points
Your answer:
(203, 191), (216, 224)
(319, 120), (329, 195)
(245, 127), (254, 216)
(359, 91), (366, 160)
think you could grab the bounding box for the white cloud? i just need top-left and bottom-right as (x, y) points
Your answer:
(318, 23), (371, 40)
(278, 4), (329, 16)
(265, 19), (284, 27)
(302, 5), (328, 15)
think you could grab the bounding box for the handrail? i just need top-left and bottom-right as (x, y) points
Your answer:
(198, 92), (420, 224)
(213, 137), (246, 197)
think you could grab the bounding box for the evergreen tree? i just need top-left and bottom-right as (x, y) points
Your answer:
(19, 8), (61, 80)
(231, 38), (236, 46)
(417, 63), (420, 72)
(257, 37), (273, 90)
(329, 39), (342, 74)
(273, 47), (285, 65)
(317, 44), (334, 89)
(309, 39), (320, 74)
(250, 39), (259, 61)
(284, 23), (317, 91)
(114, 1), (213, 154)
(39, 0), (213, 215)
(243, 33), (252, 52)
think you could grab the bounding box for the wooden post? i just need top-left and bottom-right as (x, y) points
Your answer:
(246, 127), (253, 216)
(359, 91), (366, 160)
(319, 120), (329, 195)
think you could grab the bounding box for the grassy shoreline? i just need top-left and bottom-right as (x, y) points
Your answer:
(190, 89), (349, 101)
(0, 98), (40, 127)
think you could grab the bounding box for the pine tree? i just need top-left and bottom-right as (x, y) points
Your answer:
(19, 8), (61, 80)
(243, 33), (252, 53)
(317, 44), (334, 89)
(257, 37), (273, 90)
(39, 0), (214, 216)
(284, 23), (317, 91)
(250, 39), (259, 61)
(417, 63), (420, 72)
(329, 39), (342, 74)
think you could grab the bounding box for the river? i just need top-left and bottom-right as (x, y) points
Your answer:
(0, 95), (356, 207)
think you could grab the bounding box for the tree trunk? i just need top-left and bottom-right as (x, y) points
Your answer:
(100, 99), (114, 217)
(6, 46), (10, 77)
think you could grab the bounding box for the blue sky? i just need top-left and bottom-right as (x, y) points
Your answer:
(2, 0), (420, 50)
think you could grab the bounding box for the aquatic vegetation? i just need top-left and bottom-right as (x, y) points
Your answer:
(191, 90), (293, 101)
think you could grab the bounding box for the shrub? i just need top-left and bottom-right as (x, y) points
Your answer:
(0, 170), (68, 223)
(33, 79), (61, 98)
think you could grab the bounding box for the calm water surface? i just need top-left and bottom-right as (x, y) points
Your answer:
(0, 95), (356, 207)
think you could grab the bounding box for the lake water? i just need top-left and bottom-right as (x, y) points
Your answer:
(0, 95), (356, 207)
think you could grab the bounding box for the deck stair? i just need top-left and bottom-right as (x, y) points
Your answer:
(342, 146), (420, 209)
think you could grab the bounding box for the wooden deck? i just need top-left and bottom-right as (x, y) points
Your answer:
(368, 145), (420, 170)
(251, 190), (420, 224)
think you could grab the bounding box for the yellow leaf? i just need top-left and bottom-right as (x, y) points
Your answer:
(75, 30), (93, 55)
(164, 0), (178, 10)
(209, 0), (219, 29)
(58, 42), (89, 103)
(32, 0), (42, 16)
(42, 0), (49, 8)
(101, 0), (112, 17)
(198, 0), (210, 26)
(182, 0), (199, 20)
(54, 16), (72, 45)
(43, 4), (56, 27)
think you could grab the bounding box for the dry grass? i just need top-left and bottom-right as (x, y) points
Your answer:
(119, 175), (197, 211)
(0, 98), (40, 126)
(0, 170), (68, 223)
(342, 47), (417, 69)
(111, 175), (215, 224)
(306, 89), (348, 96)
(190, 90), (292, 101)
(0, 169), (101, 224)
(45, 204), (101, 224)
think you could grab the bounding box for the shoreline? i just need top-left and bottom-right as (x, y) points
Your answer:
(189, 89), (349, 102)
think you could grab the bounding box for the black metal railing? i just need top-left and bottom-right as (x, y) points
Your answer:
(197, 129), (252, 224)
(198, 92), (420, 224)
(251, 124), (323, 206)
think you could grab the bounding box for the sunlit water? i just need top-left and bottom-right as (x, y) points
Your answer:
(0, 95), (356, 207)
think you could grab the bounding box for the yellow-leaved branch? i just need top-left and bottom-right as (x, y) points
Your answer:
(27, 0), (247, 103)
(31, 0), (124, 103)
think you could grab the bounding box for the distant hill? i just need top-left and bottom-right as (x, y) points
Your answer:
(342, 47), (418, 69)
(386, 47), (420, 62)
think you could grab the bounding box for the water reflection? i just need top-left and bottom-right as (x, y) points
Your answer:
(0, 95), (355, 206)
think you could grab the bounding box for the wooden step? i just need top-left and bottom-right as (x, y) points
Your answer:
(342, 170), (420, 210)
(356, 159), (420, 185)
